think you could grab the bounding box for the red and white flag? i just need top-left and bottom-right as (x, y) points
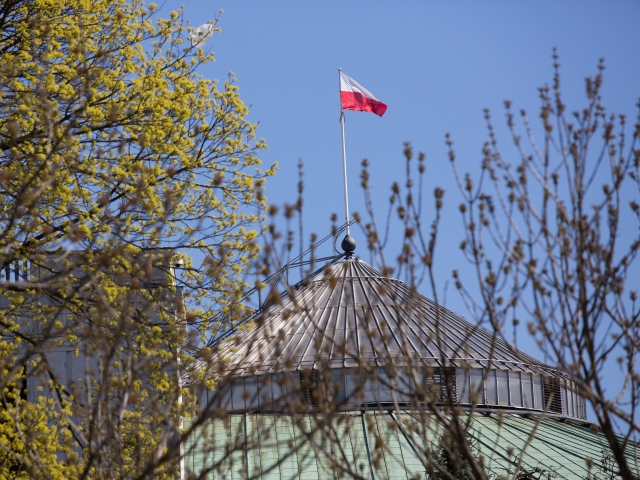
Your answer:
(340, 72), (387, 117)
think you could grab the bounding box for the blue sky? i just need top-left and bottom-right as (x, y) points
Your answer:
(162, 1), (640, 380)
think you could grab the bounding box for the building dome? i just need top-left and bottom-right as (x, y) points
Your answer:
(200, 257), (585, 419)
(184, 255), (635, 479)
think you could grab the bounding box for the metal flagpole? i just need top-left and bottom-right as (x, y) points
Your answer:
(338, 68), (350, 236)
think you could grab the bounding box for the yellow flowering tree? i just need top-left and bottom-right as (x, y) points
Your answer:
(0, 0), (274, 477)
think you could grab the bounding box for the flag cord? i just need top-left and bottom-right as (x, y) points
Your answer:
(338, 68), (350, 236)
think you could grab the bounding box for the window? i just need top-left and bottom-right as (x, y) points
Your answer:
(457, 370), (470, 404)
(522, 373), (533, 408)
(497, 371), (509, 406)
(485, 370), (497, 405)
(378, 370), (392, 402)
(345, 370), (363, 405)
(1, 260), (29, 282)
(543, 376), (563, 413)
(243, 376), (259, 409)
(509, 371), (522, 407)
(532, 374), (543, 409)
(231, 378), (247, 410)
(299, 370), (319, 407)
(470, 370), (484, 404)
(437, 367), (457, 402)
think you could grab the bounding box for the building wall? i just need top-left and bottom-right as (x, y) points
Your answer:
(1, 253), (183, 406)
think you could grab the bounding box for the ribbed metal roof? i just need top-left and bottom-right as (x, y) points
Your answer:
(215, 258), (551, 377)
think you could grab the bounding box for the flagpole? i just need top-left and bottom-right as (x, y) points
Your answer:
(338, 68), (350, 236)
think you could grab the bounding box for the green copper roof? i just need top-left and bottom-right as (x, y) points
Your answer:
(183, 412), (638, 479)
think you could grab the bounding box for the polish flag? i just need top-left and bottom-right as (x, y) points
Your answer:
(340, 72), (387, 117)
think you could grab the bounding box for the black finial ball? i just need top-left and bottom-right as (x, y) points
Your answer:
(341, 234), (356, 257)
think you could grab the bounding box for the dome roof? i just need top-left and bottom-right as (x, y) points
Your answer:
(199, 256), (587, 421)
(214, 258), (550, 377)
(186, 259), (619, 479)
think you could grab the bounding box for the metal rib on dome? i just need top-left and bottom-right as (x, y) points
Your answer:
(216, 258), (550, 377)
